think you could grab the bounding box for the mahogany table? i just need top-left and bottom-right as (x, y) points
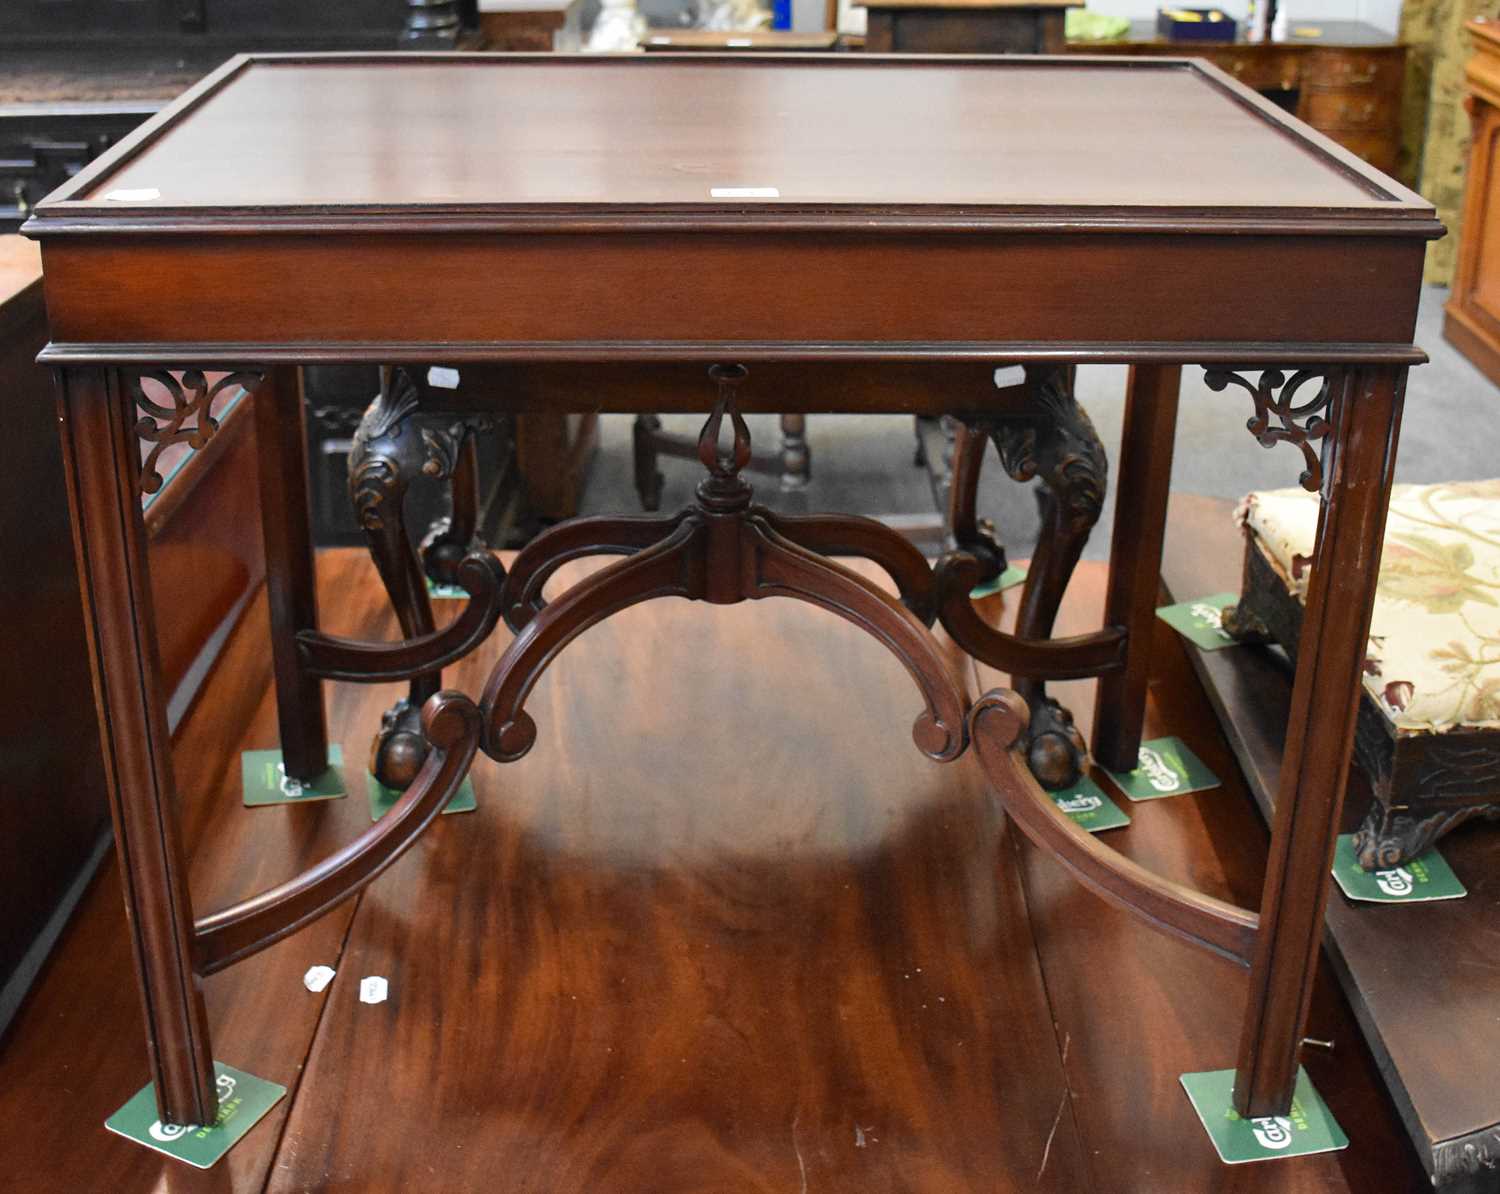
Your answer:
(24, 52), (1440, 1132)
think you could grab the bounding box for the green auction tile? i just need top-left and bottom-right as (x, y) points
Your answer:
(105, 1062), (286, 1169)
(1180, 1067), (1346, 1165)
(241, 745), (346, 807)
(426, 576), (467, 601)
(1156, 592), (1242, 651)
(969, 564), (1027, 600)
(1331, 834), (1466, 903)
(1104, 736), (1220, 802)
(1051, 775), (1131, 833)
(368, 774), (477, 822)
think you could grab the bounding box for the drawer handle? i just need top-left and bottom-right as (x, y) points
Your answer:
(1341, 65), (1378, 84)
(1339, 99), (1379, 122)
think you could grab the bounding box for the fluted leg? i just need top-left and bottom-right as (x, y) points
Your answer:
(59, 365), (221, 1125)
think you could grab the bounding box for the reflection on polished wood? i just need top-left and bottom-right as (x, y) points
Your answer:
(0, 551), (1421, 1191)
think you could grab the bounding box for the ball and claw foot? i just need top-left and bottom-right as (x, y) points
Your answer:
(1221, 601), (1271, 645)
(370, 698), (429, 791)
(1024, 697), (1087, 790)
(1351, 800), (1500, 870)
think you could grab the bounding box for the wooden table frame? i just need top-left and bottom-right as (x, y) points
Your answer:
(25, 52), (1439, 1134)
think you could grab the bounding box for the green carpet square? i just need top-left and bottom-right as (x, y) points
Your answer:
(1105, 736), (1220, 802)
(1331, 835), (1466, 903)
(1156, 592), (1241, 651)
(242, 746), (346, 807)
(368, 774), (476, 822)
(105, 1062), (285, 1169)
(1181, 1067), (1346, 1165)
(1051, 775), (1131, 832)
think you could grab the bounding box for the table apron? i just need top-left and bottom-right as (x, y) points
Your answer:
(38, 231), (1425, 352)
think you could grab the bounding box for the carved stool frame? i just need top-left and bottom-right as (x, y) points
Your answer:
(52, 347), (1406, 1138)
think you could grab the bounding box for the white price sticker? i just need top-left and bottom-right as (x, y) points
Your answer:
(359, 976), (389, 1004)
(428, 366), (461, 389)
(993, 366), (1026, 390)
(303, 965), (336, 993)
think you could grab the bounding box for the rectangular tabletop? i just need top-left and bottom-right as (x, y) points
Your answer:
(47, 55), (1414, 213)
(25, 54), (1442, 366)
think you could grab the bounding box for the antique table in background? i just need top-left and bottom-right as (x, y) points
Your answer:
(862, 0), (1072, 53)
(23, 53), (1439, 1133)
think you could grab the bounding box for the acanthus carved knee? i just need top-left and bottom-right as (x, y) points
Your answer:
(989, 365), (1107, 536)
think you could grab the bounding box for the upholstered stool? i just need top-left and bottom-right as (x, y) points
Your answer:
(1227, 478), (1500, 869)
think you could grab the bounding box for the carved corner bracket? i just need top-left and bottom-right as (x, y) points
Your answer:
(129, 367), (266, 495)
(1204, 367), (1332, 493)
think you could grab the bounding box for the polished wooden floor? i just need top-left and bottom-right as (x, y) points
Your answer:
(0, 549), (1427, 1192)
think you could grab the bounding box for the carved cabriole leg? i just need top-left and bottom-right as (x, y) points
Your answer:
(58, 366), (220, 1125)
(1092, 365), (1181, 772)
(255, 365), (329, 781)
(1231, 364), (1405, 1118)
(420, 419), (482, 588)
(948, 418), (1006, 582)
(350, 366), (479, 790)
(987, 365), (1106, 789)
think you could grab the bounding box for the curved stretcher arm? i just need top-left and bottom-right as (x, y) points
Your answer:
(296, 552), (506, 683)
(748, 516), (969, 761)
(502, 511), (693, 633)
(937, 553), (1127, 680)
(192, 691), (483, 975)
(968, 690), (1259, 966)
(483, 518), (703, 762)
(759, 509), (939, 627)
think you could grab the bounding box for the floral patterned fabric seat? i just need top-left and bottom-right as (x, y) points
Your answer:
(1234, 478), (1500, 868)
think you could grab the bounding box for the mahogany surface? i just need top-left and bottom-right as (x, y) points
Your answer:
(973, 577), (1428, 1194)
(0, 550), (1425, 1191)
(30, 56), (1436, 361)
(22, 49), (1439, 1129)
(1163, 493), (1500, 1191)
(62, 58), (1393, 211)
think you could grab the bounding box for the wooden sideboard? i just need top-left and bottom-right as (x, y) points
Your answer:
(476, 0), (585, 50)
(1070, 22), (1407, 178)
(1444, 18), (1500, 387)
(863, 0), (1071, 53)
